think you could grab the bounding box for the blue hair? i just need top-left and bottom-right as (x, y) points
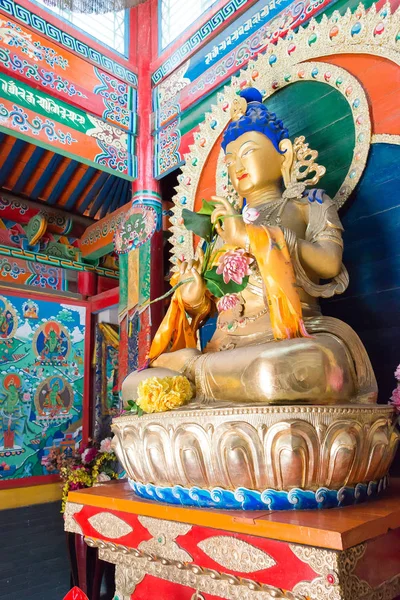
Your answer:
(222, 88), (289, 153)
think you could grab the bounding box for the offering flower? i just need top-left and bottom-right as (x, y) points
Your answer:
(242, 205), (260, 224)
(217, 293), (242, 313)
(136, 376), (193, 414)
(216, 249), (253, 285)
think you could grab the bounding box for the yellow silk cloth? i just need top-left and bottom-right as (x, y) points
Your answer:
(247, 224), (308, 340)
(149, 225), (308, 362)
(148, 272), (198, 361)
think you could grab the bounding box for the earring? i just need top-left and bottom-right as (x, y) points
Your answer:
(283, 136), (326, 200)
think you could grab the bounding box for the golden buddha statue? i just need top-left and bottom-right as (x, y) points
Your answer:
(122, 87), (377, 407)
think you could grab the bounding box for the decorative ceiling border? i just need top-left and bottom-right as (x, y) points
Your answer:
(152, 0), (251, 85)
(0, 0), (138, 87)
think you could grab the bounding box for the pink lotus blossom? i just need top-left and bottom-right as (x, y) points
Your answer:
(216, 249), (253, 285)
(394, 365), (400, 381)
(390, 386), (400, 412)
(81, 447), (98, 464)
(242, 205), (260, 224)
(217, 294), (242, 313)
(100, 437), (113, 453)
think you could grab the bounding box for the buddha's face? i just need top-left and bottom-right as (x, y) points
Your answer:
(224, 131), (289, 197)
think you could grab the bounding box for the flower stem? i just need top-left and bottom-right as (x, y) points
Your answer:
(138, 277), (195, 312)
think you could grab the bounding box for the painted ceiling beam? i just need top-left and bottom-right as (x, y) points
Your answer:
(30, 154), (64, 201)
(101, 177), (125, 219)
(77, 171), (110, 215)
(0, 138), (27, 188)
(64, 166), (97, 211)
(0, 192), (92, 237)
(89, 175), (117, 219)
(12, 146), (46, 195)
(80, 203), (128, 260)
(47, 159), (80, 206)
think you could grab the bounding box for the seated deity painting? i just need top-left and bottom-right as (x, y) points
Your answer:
(123, 87), (377, 407)
(33, 321), (70, 365)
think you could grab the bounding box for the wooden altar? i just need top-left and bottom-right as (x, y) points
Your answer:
(64, 479), (400, 599)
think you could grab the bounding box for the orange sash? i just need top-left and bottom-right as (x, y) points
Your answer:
(148, 225), (308, 361)
(246, 224), (308, 340)
(148, 272), (198, 362)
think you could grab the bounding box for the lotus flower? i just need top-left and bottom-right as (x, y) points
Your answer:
(390, 386), (400, 412)
(242, 205), (260, 224)
(216, 249), (253, 285)
(217, 294), (242, 313)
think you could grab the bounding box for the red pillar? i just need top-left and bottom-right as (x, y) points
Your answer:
(119, 0), (163, 382)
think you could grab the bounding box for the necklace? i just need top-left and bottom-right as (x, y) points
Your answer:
(248, 197), (289, 226)
(217, 306), (269, 333)
(259, 197), (288, 225)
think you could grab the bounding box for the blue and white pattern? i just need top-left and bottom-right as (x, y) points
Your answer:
(152, 0), (250, 85)
(0, 0), (138, 86)
(130, 476), (389, 510)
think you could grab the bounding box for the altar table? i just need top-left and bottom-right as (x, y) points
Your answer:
(64, 479), (400, 599)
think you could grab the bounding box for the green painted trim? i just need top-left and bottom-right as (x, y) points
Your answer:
(119, 253), (128, 313)
(180, 87), (222, 137)
(83, 242), (115, 261)
(0, 74), (95, 135)
(0, 245), (119, 279)
(132, 190), (162, 199)
(139, 240), (151, 304)
(0, 125), (135, 182)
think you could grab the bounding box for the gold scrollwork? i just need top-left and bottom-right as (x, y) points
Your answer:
(86, 537), (304, 600)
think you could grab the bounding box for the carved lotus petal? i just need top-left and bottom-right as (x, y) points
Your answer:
(88, 512), (133, 539)
(198, 536), (276, 572)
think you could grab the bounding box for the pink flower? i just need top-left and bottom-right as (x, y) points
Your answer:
(100, 438), (112, 453)
(390, 386), (400, 412)
(81, 447), (98, 464)
(394, 365), (400, 381)
(97, 472), (111, 483)
(217, 294), (241, 313)
(216, 249), (253, 285)
(69, 482), (85, 491)
(242, 205), (260, 224)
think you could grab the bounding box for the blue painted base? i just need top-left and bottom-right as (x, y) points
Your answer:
(129, 476), (389, 510)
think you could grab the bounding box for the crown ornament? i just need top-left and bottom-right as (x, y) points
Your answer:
(283, 136), (326, 200)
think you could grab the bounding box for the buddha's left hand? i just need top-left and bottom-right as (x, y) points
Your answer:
(211, 196), (248, 248)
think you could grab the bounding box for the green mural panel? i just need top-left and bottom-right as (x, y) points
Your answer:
(0, 293), (86, 482)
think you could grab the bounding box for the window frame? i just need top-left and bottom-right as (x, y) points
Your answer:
(158, 0), (219, 55)
(30, 0), (130, 58)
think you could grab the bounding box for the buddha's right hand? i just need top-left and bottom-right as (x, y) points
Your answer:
(177, 249), (206, 308)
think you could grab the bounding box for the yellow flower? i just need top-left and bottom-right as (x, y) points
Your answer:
(136, 376), (193, 413)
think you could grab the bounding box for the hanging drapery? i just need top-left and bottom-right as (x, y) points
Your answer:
(43, 0), (147, 14)
(93, 322), (120, 441)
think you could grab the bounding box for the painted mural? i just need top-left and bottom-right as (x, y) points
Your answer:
(0, 293), (86, 482)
